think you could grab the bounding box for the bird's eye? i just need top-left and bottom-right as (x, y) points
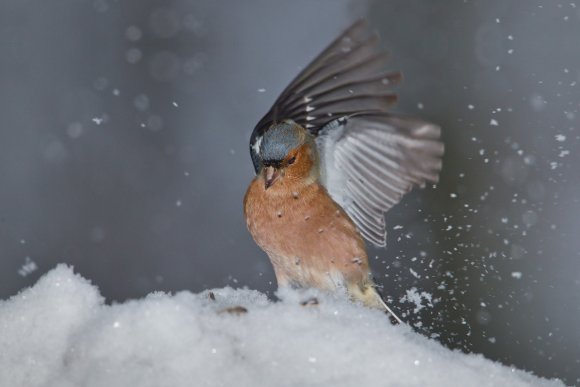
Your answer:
(288, 156), (296, 165)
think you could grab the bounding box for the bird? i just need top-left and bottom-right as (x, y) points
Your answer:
(243, 19), (444, 324)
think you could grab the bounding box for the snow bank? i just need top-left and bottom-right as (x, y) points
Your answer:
(0, 265), (563, 387)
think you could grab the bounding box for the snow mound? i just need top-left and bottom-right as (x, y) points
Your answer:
(0, 265), (563, 387)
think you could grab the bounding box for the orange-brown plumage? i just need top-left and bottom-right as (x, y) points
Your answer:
(244, 166), (368, 289)
(244, 20), (444, 324)
(244, 124), (388, 311)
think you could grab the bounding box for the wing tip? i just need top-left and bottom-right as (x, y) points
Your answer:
(412, 123), (442, 140)
(349, 18), (370, 31)
(360, 226), (387, 248)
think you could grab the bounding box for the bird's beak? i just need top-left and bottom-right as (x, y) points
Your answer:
(264, 166), (280, 189)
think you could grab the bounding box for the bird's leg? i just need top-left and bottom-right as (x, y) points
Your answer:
(271, 262), (291, 288)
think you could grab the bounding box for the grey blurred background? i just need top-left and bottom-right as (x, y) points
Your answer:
(0, 0), (578, 384)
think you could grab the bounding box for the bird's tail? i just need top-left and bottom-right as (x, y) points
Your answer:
(347, 281), (403, 325)
(375, 290), (404, 325)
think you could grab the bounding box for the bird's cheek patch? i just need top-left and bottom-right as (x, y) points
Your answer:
(290, 145), (315, 178)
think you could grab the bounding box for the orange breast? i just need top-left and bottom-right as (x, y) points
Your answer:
(243, 176), (369, 290)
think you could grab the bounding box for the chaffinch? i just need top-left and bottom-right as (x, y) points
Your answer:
(243, 19), (444, 324)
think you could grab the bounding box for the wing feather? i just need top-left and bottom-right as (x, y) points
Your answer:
(250, 19), (444, 246)
(318, 114), (444, 247)
(250, 19), (401, 172)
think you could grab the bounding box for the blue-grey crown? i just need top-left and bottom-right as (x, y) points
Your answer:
(260, 122), (302, 162)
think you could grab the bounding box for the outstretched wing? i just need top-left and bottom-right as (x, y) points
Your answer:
(250, 19), (401, 172)
(250, 19), (444, 246)
(316, 114), (444, 247)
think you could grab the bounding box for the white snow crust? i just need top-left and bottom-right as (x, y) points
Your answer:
(0, 265), (564, 387)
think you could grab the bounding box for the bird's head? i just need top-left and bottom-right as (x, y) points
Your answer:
(258, 120), (319, 190)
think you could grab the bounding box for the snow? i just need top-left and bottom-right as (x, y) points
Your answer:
(17, 257), (38, 277)
(0, 266), (563, 387)
(91, 117), (104, 125)
(399, 287), (433, 313)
